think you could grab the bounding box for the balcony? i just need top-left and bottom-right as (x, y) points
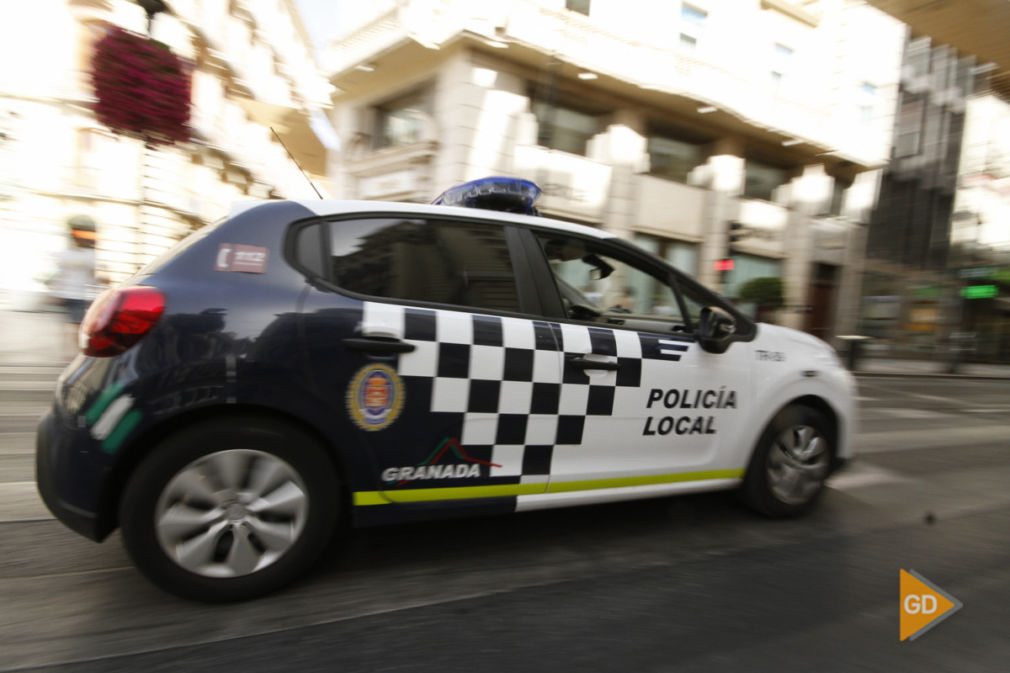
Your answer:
(734, 198), (788, 257)
(345, 141), (439, 201)
(511, 145), (612, 222)
(632, 175), (705, 241)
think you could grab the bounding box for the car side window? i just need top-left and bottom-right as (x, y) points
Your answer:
(294, 222), (326, 277)
(534, 232), (689, 332)
(324, 217), (522, 313)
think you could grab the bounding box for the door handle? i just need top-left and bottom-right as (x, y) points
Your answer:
(342, 337), (416, 353)
(566, 355), (620, 371)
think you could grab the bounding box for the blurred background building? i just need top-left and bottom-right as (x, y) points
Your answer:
(321, 0), (906, 338)
(941, 74), (1010, 363)
(861, 36), (975, 353)
(858, 1), (1010, 361)
(0, 0), (335, 307)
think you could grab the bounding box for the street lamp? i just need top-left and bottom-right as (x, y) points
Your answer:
(136, 0), (168, 34)
(132, 0), (170, 278)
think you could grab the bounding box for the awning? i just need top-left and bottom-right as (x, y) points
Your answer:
(235, 98), (329, 177)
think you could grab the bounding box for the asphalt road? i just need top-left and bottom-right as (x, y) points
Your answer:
(2, 369), (1009, 672)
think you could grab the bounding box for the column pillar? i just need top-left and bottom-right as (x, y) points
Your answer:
(596, 109), (647, 240)
(779, 164), (831, 330)
(696, 137), (744, 290)
(832, 168), (883, 338)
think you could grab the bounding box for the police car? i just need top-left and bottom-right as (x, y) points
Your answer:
(36, 177), (855, 601)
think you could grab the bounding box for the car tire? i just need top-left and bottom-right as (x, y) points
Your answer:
(740, 404), (833, 517)
(119, 417), (340, 602)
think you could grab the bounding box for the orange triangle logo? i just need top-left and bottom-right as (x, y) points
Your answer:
(900, 569), (963, 641)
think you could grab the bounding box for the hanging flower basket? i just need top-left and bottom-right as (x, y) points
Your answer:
(91, 25), (191, 146)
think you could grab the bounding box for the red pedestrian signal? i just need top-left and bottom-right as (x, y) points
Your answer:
(713, 259), (735, 272)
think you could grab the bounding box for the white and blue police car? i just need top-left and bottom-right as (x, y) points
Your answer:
(36, 177), (856, 601)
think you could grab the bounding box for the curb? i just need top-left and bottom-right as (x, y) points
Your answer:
(0, 361), (72, 370)
(853, 371), (1010, 381)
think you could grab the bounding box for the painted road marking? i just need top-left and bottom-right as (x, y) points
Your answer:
(827, 463), (911, 490)
(869, 408), (958, 420)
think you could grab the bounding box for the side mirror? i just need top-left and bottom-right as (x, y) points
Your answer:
(569, 303), (601, 321)
(697, 306), (736, 354)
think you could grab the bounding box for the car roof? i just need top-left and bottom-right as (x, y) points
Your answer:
(230, 199), (616, 241)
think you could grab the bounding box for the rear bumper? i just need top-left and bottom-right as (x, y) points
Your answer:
(35, 413), (106, 541)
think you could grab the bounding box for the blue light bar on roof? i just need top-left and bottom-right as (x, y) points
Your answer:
(432, 176), (542, 215)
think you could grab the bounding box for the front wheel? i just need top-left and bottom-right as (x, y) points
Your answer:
(119, 417), (340, 601)
(740, 404), (833, 517)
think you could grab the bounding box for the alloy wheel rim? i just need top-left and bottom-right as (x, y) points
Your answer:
(154, 449), (309, 578)
(766, 424), (829, 505)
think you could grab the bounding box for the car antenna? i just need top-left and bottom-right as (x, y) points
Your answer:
(270, 126), (324, 200)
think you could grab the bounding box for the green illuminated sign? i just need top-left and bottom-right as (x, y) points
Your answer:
(961, 285), (998, 299)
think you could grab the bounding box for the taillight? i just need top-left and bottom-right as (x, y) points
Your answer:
(79, 287), (166, 357)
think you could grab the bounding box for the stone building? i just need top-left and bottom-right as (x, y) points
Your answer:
(0, 0), (333, 303)
(322, 0), (905, 338)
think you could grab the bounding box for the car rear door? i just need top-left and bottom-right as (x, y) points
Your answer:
(294, 214), (561, 506)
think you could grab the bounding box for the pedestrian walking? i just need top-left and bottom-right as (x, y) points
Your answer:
(50, 215), (100, 356)
(52, 215), (99, 322)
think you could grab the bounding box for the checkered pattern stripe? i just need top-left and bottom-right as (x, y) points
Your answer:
(363, 301), (693, 482)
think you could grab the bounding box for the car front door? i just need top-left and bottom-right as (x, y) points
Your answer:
(521, 229), (755, 490)
(296, 214), (561, 506)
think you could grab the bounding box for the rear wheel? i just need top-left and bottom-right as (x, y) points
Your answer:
(741, 404), (832, 517)
(119, 417), (339, 601)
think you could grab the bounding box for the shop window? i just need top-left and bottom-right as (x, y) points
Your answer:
(744, 159), (789, 201)
(566, 0), (591, 15)
(647, 131), (707, 183)
(723, 253), (782, 301)
(634, 234), (699, 277)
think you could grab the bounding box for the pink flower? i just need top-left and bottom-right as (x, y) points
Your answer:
(91, 26), (192, 145)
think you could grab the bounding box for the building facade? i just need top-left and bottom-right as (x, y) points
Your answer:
(0, 0), (332, 304)
(862, 35), (1010, 360)
(955, 90), (1010, 255)
(949, 81), (1010, 361)
(866, 36), (973, 272)
(323, 0), (905, 339)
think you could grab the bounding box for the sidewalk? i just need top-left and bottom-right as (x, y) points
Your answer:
(854, 356), (1010, 379)
(0, 303), (76, 367)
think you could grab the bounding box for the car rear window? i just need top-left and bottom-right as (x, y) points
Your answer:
(321, 217), (521, 313)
